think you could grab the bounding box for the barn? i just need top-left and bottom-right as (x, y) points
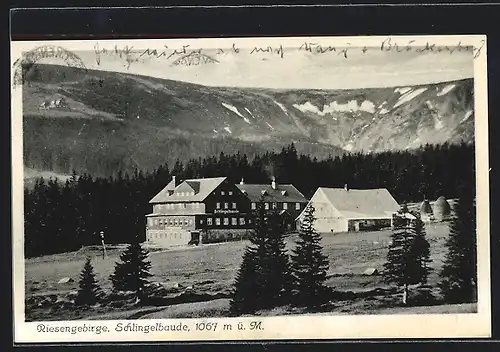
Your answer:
(296, 186), (400, 233)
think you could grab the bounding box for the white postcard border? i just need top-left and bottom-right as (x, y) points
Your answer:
(11, 35), (491, 343)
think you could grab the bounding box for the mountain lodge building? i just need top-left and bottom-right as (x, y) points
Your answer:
(145, 176), (309, 246)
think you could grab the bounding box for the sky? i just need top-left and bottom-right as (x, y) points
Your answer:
(48, 44), (474, 90)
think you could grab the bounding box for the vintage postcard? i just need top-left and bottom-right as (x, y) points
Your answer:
(11, 35), (490, 343)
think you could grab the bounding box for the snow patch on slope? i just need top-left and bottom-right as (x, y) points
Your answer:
(437, 84), (456, 97)
(393, 88), (428, 108)
(244, 107), (256, 119)
(293, 100), (376, 115)
(380, 108), (390, 115)
(221, 102), (244, 118)
(224, 127), (232, 134)
(460, 110), (473, 123)
(274, 100), (289, 115)
(343, 143), (354, 151)
(266, 122), (275, 130)
(395, 87), (411, 95)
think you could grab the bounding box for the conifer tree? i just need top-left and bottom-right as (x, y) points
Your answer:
(75, 257), (102, 306)
(290, 204), (330, 307)
(262, 210), (294, 308)
(110, 234), (153, 302)
(439, 191), (477, 303)
(383, 207), (432, 304)
(230, 200), (268, 315)
(230, 198), (292, 314)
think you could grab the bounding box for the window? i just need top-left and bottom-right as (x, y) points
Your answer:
(265, 203), (269, 210)
(229, 191), (233, 196)
(283, 202), (288, 210)
(251, 202), (256, 210)
(169, 219), (173, 225)
(200, 219), (204, 224)
(295, 202), (300, 210)
(232, 218), (237, 226)
(183, 203), (187, 209)
(272, 202), (277, 209)
(232, 202), (237, 209)
(154, 219), (158, 226)
(216, 202), (221, 209)
(224, 218), (229, 225)
(207, 218), (213, 225)
(215, 218), (221, 226)
(239, 217), (245, 225)
(184, 219), (188, 225)
(174, 219), (178, 226)
(189, 219), (193, 225)
(248, 219), (252, 224)
(224, 202), (229, 209)
(221, 190), (225, 195)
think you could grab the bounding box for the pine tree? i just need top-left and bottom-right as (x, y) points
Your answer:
(261, 210), (294, 308)
(230, 200), (268, 315)
(290, 204), (330, 308)
(439, 191), (477, 303)
(230, 199), (293, 314)
(75, 257), (102, 306)
(383, 207), (432, 304)
(109, 234), (153, 302)
(229, 246), (261, 315)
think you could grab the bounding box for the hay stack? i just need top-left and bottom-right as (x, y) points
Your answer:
(420, 199), (433, 222)
(433, 196), (451, 221)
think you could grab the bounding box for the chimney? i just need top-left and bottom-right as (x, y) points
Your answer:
(344, 183), (348, 191)
(240, 178), (245, 185)
(167, 175), (176, 196)
(271, 176), (277, 190)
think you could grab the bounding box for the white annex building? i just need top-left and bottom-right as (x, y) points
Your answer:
(296, 186), (400, 233)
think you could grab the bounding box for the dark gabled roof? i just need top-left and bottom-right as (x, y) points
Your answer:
(150, 177), (226, 204)
(236, 184), (308, 203)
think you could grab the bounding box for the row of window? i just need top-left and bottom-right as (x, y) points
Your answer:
(175, 191), (196, 197)
(160, 203), (202, 210)
(206, 217), (246, 226)
(216, 202), (237, 210)
(149, 232), (187, 240)
(150, 217), (250, 227)
(251, 202), (301, 210)
(152, 218), (193, 226)
(220, 190), (233, 196)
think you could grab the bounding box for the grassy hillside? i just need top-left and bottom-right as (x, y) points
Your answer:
(25, 221), (465, 321)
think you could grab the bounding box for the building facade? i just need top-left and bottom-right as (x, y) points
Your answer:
(236, 177), (309, 231)
(146, 176), (253, 246)
(146, 176), (309, 246)
(296, 186), (400, 233)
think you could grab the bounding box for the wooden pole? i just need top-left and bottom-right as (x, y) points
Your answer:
(100, 231), (107, 259)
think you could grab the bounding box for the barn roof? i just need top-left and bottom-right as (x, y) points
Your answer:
(313, 187), (400, 219)
(149, 177), (227, 203)
(235, 183), (308, 203)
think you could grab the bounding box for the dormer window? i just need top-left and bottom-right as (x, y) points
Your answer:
(221, 191), (225, 195)
(229, 191), (233, 196)
(281, 190), (288, 196)
(261, 190), (267, 195)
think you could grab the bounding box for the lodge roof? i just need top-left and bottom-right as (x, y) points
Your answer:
(307, 187), (400, 220)
(235, 183), (308, 203)
(149, 177), (227, 204)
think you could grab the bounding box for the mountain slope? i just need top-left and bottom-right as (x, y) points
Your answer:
(22, 64), (474, 177)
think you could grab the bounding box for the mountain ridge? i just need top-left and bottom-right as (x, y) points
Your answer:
(21, 64), (474, 178)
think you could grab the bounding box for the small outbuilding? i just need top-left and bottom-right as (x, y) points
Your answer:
(433, 196), (451, 221)
(296, 186), (400, 233)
